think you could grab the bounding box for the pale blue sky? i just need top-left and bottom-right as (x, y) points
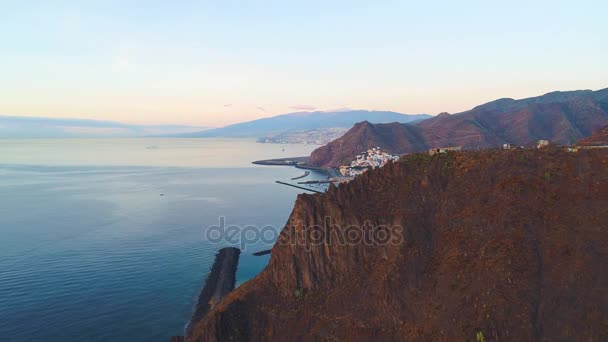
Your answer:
(1, 0), (607, 126)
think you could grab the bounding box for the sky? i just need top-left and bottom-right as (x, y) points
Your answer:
(1, 0), (607, 127)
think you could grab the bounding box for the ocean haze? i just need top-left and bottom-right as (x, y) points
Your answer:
(0, 116), (209, 138)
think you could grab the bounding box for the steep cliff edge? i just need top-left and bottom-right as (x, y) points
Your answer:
(188, 148), (608, 341)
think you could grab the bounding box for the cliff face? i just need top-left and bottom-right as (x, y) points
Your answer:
(188, 148), (608, 341)
(309, 88), (608, 167)
(579, 125), (608, 146)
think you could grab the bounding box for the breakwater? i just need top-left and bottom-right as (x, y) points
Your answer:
(252, 156), (309, 166)
(294, 163), (328, 174)
(252, 157), (329, 175)
(298, 180), (330, 184)
(291, 171), (310, 180)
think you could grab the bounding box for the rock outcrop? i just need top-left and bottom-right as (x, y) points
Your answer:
(187, 148), (608, 341)
(184, 247), (240, 338)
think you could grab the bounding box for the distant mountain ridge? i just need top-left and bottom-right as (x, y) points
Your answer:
(309, 88), (608, 167)
(0, 115), (208, 138)
(179, 110), (431, 138)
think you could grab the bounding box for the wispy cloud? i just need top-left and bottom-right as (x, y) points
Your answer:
(257, 106), (266, 112)
(224, 104), (232, 107)
(290, 104), (316, 111)
(327, 107), (352, 112)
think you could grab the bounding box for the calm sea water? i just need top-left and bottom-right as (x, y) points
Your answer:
(0, 139), (324, 342)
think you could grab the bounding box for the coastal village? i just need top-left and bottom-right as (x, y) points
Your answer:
(338, 147), (400, 178)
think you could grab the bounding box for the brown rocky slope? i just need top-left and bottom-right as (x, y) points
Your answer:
(578, 125), (608, 146)
(187, 148), (608, 341)
(309, 88), (608, 167)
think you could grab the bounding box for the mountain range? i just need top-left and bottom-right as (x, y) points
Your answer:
(309, 88), (608, 167)
(0, 116), (208, 138)
(179, 110), (431, 138)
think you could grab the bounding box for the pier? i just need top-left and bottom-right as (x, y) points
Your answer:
(275, 181), (324, 193)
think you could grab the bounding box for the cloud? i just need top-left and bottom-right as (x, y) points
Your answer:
(290, 104), (316, 111)
(326, 107), (352, 112)
(224, 104), (232, 107)
(257, 106), (266, 112)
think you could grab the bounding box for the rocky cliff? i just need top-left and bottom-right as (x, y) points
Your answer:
(182, 248), (240, 339)
(309, 88), (608, 167)
(187, 148), (608, 341)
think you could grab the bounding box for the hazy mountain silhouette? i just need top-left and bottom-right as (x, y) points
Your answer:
(179, 110), (431, 138)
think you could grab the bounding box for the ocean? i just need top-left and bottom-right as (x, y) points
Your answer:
(0, 138), (324, 341)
